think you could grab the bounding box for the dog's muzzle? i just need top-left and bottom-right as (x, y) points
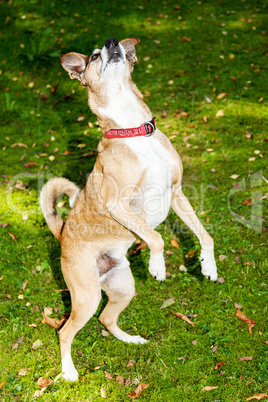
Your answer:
(105, 37), (123, 63)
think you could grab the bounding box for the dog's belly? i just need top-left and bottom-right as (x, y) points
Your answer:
(127, 136), (175, 229)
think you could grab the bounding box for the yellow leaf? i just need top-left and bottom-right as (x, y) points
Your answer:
(216, 93), (229, 99)
(186, 249), (197, 258)
(127, 383), (149, 399)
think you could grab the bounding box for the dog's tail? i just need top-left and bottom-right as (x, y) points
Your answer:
(40, 177), (80, 241)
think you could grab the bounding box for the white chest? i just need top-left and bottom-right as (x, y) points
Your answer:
(125, 135), (175, 228)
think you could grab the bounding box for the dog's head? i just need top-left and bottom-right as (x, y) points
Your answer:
(60, 37), (140, 88)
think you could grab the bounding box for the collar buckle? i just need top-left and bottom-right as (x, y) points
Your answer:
(144, 117), (156, 136)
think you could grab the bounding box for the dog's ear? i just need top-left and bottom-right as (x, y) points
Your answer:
(120, 38), (140, 70)
(60, 52), (88, 84)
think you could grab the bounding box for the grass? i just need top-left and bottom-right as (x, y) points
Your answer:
(0, 0), (267, 400)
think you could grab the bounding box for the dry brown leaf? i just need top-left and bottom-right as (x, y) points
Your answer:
(128, 241), (147, 255)
(105, 372), (113, 379)
(126, 360), (135, 367)
(236, 309), (255, 324)
(8, 232), (17, 241)
(42, 311), (69, 329)
(214, 361), (229, 370)
(203, 115), (208, 123)
(101, 330), (109, 337)
(248, 323), (255, 336)
(202, 386), (218, 391)
(116, 376), (124, 384)
(242, 198), (253, 206)
(25, 161), (38, 168)
(170, 239), (179, 248)
(37, 377), (53, 388)
(127, 383), (149, 399)
(100, 388), (106, 398)
(20, 279), (28, 293)
(239, 356), (253, 361)
(246, 394), (268, 401)
(219, 255), (227, 261)
(11, 143), (28, 148)
(173, 312), (195, 327)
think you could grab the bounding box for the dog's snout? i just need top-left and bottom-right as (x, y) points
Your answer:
(105, 37), (119, 49)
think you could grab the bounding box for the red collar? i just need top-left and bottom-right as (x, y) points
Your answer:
(104, 117), (156, 139)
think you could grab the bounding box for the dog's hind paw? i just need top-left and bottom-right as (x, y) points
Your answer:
(200, 246), (218, 281)
(62, 356), (79, 381)
(149, 252), (166, 281)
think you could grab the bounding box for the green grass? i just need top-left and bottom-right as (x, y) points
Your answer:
(0, 0), (267, 400)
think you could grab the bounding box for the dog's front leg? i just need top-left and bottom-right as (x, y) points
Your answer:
(171, 185), (218, 281)
(107, 200), (166, 281)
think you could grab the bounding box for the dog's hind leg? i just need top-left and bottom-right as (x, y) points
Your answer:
(59, 253), (101, 381)
(171, 186), (218, 281)
(99, 261), (148, 344)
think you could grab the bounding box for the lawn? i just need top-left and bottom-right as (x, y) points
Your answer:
(0, 0), (267, 401)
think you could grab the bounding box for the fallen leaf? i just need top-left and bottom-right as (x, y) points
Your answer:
(31, 339), (43, 350)
(248, 323), (255, 336)
(248, 157), (256, 161)
(37, 377), (53, 388)
(33, 389), (46, 398)
(0, 382), (6, 390)
(245, 131), (252, 138)
(219, 255), (227, 261)
(211, 345), (219, 353)
(42, 311), (69, 329)
(170, 239), (179, 248)
(206, 148), (214, 152)
(127, 383), (149, 399)
(11, 143), (28, 148)
(239, 356), (253, 361)
(185, 249), (197, 258)
(202, 386), (218, 391)
(246, 394), (268, 401)
(191, 339), (197, 345)
(236, 309), (255, 324)
(29, 323), (37, 327)
(126, 360), (135, 367)
(166, 250), (174, 255)
(179, 265), (187, 272)
(214, 361), (228, 370)
(18, 368), (28, 375)
(203, 115), (208, 123)
(100, 388), (106, 398)
(183, 36), (192, 42)
(8, 232), (17, 241)
(216, 93), (229, 99)
(77, 115), (86, 121)
(217, 277), (225, 283)
(216, 110), (224, 118)
(44, 306), (53, 316)
(105, 372), (113, 379)
(116, 376), (124, 384)
(234, 303), (242, 309)
(242, 198), (253, 206)
(20, 279), (28, 293)
(230, 174), (239, 179)
(128, 241), (147, 255)
(173, 312), (195, 327)
(160, 298), (175, 309)
(101, 330), (109, 337)
(231, 76), (237, 81)
(25, 161), (38, 168)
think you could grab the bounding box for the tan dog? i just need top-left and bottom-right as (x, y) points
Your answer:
(40, 37), (217, 381)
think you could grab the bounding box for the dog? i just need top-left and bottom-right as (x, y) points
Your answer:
(40, 37), (218, 381)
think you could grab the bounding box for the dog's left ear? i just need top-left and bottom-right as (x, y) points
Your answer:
(120, 38), (140, 71)
(60, 52), (88, 85)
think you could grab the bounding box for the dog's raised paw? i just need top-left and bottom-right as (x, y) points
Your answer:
(123, 335), (148, 345)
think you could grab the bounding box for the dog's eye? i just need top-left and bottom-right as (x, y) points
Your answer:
(91, 54), (99, 61)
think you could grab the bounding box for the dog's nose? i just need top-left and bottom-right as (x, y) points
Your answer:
(105, 37), (119, 49)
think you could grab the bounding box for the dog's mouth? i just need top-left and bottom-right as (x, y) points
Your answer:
(108, 50), (123, 64)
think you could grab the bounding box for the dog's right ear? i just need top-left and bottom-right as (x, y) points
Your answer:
(60, 52), (88, 84)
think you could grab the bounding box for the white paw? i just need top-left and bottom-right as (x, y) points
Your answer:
(120, 335), (148, 344)
(200, 247), (218, 281)
(62, 356), (79, 382)
(149, 252), (166, 281)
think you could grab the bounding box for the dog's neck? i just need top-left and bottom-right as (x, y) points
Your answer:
(87, 78), (152, 134)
